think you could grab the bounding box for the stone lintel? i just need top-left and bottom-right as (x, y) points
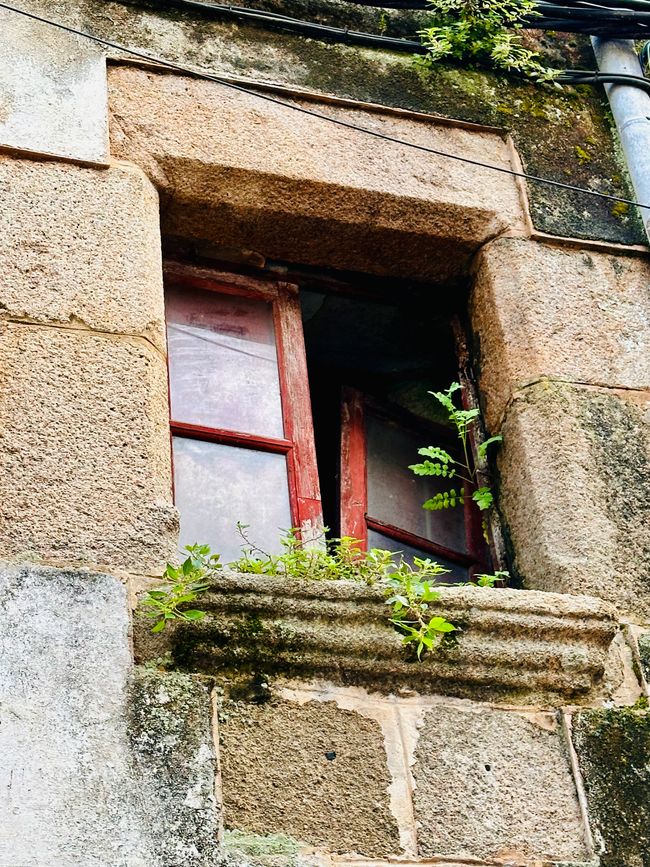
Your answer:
(107, 65), (526, 282)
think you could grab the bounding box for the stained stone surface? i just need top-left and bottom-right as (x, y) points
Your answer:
(573, 708), (650, 867)
(0, 325), (176, 574)
(218, 694), (400, 857)
(134, 571), (619, 704)
(472, 238), (650, 432)
(412, 704), (589, 863)
(0, 158), (166, 349)
(0, 565), (219, 867)
(0, 9), (108, 164)
(498, 381), (650, 617)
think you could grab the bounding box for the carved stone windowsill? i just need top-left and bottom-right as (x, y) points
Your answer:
(134, 572), (621, 704)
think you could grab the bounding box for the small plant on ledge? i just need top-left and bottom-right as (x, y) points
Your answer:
(418, 0), (558, 81)
(140, 531), (506, 659)
(139, 544), (221, 633)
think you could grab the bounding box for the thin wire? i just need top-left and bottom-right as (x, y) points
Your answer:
(1, 1), (649, 211)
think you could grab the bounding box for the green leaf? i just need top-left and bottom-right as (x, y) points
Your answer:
(478, 434), (503, 460)
(427, 616), (457, 633)
(151, 619), (166, 633)
(182, 610), (206, 620)
(472, 486), (494, 511)
(417, 446), (454, 464)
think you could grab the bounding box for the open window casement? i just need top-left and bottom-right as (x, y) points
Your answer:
(340, 389), (488, 583)
(165, 263), (322, 563)
(165, 262), (491, 577)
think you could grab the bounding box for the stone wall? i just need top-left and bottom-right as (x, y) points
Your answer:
(0, 2), (649, 865)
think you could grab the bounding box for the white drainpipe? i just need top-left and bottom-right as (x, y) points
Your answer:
(591, 37), (650, 244)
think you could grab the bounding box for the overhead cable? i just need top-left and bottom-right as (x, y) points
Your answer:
(0, 1), (648, 212)
(149, 0), (426, 53)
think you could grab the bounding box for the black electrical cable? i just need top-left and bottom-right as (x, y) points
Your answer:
(1, 1), (649, 212)
(152, 0), (427, 53)
(557, 69), (650, 94)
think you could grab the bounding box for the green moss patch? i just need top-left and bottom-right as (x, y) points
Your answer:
(573, 708), (650, 866)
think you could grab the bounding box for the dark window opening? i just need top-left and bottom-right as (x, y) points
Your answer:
(165, 262), (491, 579)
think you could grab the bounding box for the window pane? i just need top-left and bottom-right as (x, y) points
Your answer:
(173, 437), (292, 563)
(366, 412), (468, 554)
(166, 285), (284, 438)
(367, 529), (468, 584)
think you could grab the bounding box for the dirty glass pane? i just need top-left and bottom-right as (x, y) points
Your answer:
(173, 437), (292, 563)
(367, 529), (468, 585)
(166, 285), (284, 438)
(366, 411), (468, 554)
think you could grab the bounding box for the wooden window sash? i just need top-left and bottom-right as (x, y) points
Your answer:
(340, 387), (488, 571)
(165, 261), (323, 538)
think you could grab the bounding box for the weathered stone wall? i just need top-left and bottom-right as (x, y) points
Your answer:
(471, 239), (650, 617)
(0, 1), (649, 865)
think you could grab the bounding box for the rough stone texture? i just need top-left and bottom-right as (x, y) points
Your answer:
(108, 66), (525, 282)
(13, 0), (642, 244)
(0, 323), (177, 573)
(128, 668), (220, 866)
(572, 708), (650, 867)
(0, 8), (109, 164)
(0, 157), (166, 350)
(471, 239), (650, 431)
(134, 571), (620, 704)
(638, 632), (650, 690)
(412, 704), (589, 863)
(218, 694), (400, 857)
(498, 380), (650, 618)
(0, 564), (219, 866)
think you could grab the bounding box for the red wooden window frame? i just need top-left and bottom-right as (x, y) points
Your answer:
(340, 387), (488, 575)
(164, 261), (323, 538)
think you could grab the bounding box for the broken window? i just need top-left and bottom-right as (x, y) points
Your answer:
(165, 263), (489, 578)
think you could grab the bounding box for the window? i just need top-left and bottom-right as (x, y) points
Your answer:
(165, 263), (321, 563)
(165, 262), (490, 579)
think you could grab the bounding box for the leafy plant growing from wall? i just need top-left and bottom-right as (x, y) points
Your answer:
(409, 381), (502, 525)
(139, 544), (221, 632)
(140, 530), (504, 658)
(418, 0), (557, 80)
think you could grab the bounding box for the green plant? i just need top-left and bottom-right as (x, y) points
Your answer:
(142, 527), (501, 655)
(385, 558), (458, 658)
(409, 381), (501, 519)
(139, 543), (220, 632)
(232, 523), (396, 584)
(418, 0), (557, 81)
(233, 525), (459, 658)
(475, 569), (509, 587)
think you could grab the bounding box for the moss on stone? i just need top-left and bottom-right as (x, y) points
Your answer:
(572, 708), (650, 866)
(223, 829), (301, 866)
(77, 0), (646, 244)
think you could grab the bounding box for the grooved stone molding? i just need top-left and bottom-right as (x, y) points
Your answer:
(0, 8), (109, 165)
(0, 565), (219, 867)
(134, 571), (621, 703)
